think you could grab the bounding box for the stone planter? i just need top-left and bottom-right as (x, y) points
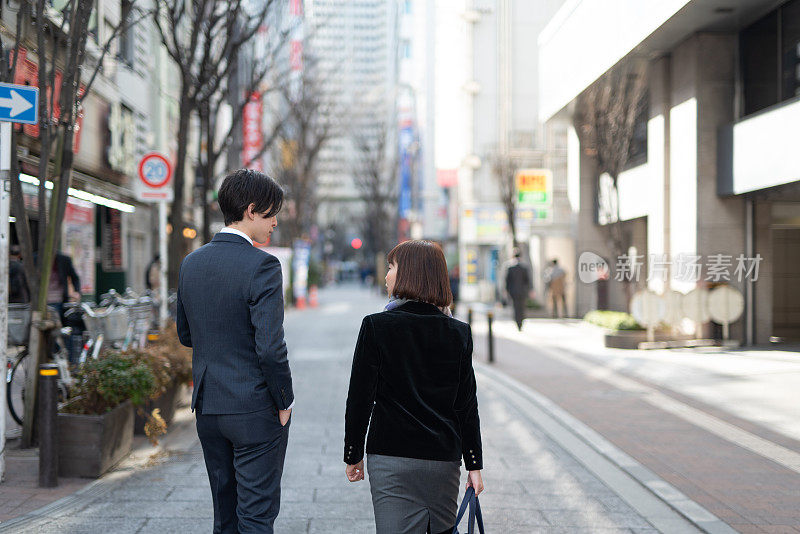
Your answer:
(134, 381), (181, 435)
(604, 330), (694, 349)
(58, 400), (134, 478)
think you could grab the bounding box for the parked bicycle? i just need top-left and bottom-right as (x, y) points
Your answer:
(64, 288), (155, 363)
(6, 289), (157, 427)
(5, 304), (73, 426)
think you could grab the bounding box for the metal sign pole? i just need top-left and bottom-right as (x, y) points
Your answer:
(159, 200), (168, 328)
(0, 121), (13, 480)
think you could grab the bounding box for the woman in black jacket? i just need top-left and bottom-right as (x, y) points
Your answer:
(344, 240), (483, 534)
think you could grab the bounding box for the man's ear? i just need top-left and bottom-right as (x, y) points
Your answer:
(245, 203), (256, 221)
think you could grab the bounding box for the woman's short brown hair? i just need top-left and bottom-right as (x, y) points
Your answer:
(387, 240), (453, 308)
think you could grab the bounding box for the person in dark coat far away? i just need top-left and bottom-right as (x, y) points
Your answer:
(505, 248), (532, 331)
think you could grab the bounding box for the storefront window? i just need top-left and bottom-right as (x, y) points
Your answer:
(741, 11), (778, 116)
(782, 0), (800, 100)
(741, 0), (800, 116)
(625, 100), (648, 169)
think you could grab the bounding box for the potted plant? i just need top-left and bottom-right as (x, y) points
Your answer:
(58, 352), (155, 478)
(584, 310), (693, 349)
(131, 321), (192, 437)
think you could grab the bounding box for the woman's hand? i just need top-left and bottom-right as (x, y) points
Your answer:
(346, 460), (364, 482)
(466, 470), (484, 495)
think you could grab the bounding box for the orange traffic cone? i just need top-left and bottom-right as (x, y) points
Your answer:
(309, 286), (319, 308)
(295, 296), (307, 309)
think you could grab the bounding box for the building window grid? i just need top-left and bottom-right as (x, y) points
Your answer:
(740, 0), (800, 117)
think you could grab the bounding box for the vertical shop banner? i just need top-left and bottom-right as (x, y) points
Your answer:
(398, 125), (415, 233)
(466, 248), (479, 285)
(292, 239), (311, 301)
(63, 198), (95, 295)
(242, 92), (263, 171)
(101, 207), (125, 272)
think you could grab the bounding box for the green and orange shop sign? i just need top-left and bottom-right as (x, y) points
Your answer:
(515, 169), (552, 206)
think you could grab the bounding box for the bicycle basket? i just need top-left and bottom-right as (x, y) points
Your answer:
(7, 304), (31, 346)
(102, 308), (130, 342)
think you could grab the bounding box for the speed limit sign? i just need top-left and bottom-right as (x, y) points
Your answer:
(135, 153), (173, 202)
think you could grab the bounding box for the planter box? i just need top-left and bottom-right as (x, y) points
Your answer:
(604, 330), (694, 350)
(58, 400), (134, 478)
(134, 381), (180, 435)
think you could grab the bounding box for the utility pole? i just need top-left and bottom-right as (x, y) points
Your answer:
(0, 121), (11, 480)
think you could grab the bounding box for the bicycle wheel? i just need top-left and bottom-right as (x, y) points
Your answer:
(7, 349), (29, 426)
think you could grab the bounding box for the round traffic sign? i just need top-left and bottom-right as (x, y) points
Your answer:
(681, 287), (711, 324)
(708, 285), (744, 324)
(138, 153), (172, 188)
(630, 290), (666, 327)
(662, 290), (685, 326)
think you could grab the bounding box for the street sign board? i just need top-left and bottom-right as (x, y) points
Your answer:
(681, 287), (711, 324)
(0, 82), (38, 124)
(630, 289), (666, 328)
(516, 169), (552, 206)
(708, 285), (744, 324)
(135, 152), (173, 202)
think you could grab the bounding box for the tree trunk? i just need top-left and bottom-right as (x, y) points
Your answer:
(200, 102), (215, 244)
(9, 131), (39, 304)
(168, 95), (193, 288)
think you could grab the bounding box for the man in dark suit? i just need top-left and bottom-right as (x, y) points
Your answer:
(505, 248), (532, 331)
(177, 169), (294, 534)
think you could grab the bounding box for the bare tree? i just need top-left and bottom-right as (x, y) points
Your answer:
(194, 21), (295, 242)
(491, 152), (520, 248)
(268, 55), (336, 245)
(573, 57), (648, 307)
(2, 0), (146, 446)
(352, 120), (398, 260)
(152, 0), (274, 286)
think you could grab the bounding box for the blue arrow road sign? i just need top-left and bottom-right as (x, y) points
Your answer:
(0, 82), (38, 124)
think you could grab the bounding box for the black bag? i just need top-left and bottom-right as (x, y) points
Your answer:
(452, 487), (485, 534)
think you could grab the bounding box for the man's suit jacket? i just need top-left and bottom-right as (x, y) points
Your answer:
(176, 232), (294, 414)
(505, 262), (531, 299)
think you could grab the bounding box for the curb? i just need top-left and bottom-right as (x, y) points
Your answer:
(475, 361), (738, 534)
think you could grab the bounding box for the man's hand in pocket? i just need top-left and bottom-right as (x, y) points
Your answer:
(279, 408), (292, 426)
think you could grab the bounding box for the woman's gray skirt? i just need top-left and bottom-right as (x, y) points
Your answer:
(367, 454), (461, 534)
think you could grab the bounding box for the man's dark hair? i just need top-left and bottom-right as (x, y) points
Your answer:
(217, 169), (283, 226)
(387, 240), (453, 307)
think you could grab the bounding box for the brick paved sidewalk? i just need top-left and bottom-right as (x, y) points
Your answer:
(1, 286), (675, 533)
(0, 448), (88, 522)
(469, 314), (800, 534)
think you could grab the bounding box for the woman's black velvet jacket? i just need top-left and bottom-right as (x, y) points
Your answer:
(344, 301), (483, 471)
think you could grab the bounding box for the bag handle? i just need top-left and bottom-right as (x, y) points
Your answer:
(452, 487), (485, 534)
(474, 493), (485, 534)
(452, 487), (474, 533)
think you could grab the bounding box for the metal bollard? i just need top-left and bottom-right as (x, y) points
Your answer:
(38, 363), (59, 488)
(487, 312), (495, 364)
(467, 307), (473, 327)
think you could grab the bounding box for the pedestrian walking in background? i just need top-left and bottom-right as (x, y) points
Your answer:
(36, 249), (81, 320)
(344, 239), (484, 534)
(544, 258), (567, 318)
(505, 248), (531, 331)
(8, 244), (30, 303)
(145, 253), (160, 291)
(448, 265), (460, 315)
(177, 169), (294, 533)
